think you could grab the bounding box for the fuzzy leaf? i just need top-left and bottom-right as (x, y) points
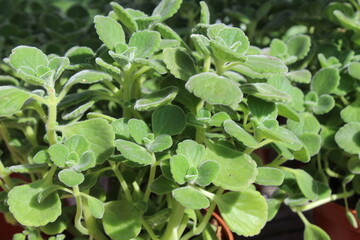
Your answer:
(58, 169), (84, 187)
(102, 201), (142, 240)
(224, 119), (257, 147)
(206, 144), (257, 191)
(48, 144), (69, 167)
(64, 70), (112, 91)
(340, 100), (360, 123)
(74, 151), (96, 172)
(129, 31), (161, 58)
(172, 186), (210, 209)
(152, 105), (186, 136)
(148, 134), (173, 152)
(242, 55), (288, 75)
(311, 68), (340, 95)
(170, 155), (190, 184)
(8, 181), (61, 227)
(94, 16), (125, 50)
(87, 196), (105, 219)
(287, 35), (311, 61)
(135, 86), (178, 111)
(150, 176), (177, 195)
(215, 190), (267, 237)
(128, 119), (150, 144)
(286, 70), (311, 83)
(348, 62), (360, 80)
(152, 0), (182, 23)
(133, 58), (167, 74)
(115, 139), (154, 165)
(247, 95), (277, 121)
(313, 94), (335, 115)
(176, 140), (206, 166)
(287, 112), (320, 136)
(241, 83), (291, 102)
(186, 72), (243, 105)
(111, 2), (138, 33)
(64, 135), (91, 157)
(9, 46), (48, 71)
(63, 119), (115, 164)
(199, 1), (210, 24)
(255, 167), (284, 186)
(163, 47), (197, 80)
(304, 223), (330, 240)
(0, 86), (32, 116)
(335, 122), (360, 154)
(196, 160), (221, 186)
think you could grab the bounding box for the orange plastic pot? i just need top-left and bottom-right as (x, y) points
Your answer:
(313, 202), (360, 240)
(211, 211), (234, 240)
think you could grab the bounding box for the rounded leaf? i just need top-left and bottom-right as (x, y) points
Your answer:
(152, 105), (186, 136)
(172, 186), (210, 209)
(335, 122), (360, 154)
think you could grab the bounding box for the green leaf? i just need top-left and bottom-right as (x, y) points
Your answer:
(286, 70), (312, 83)
(270, 38), (287, 57)
(64, 70), (112, 91)
(299, 133), (321, 157)
(176, 140), (206, 166)
(277, 103), (300, 122)
(334, 10), (360, 32)
(128, 119), (150, 144)
(48, 57), (69, 81)
(170, 155), (190, 184)
(241, 83), (291, 102)
(267, 190), (286, 221)
(8, 163), (48, 174)
(287, 112), (320, 136)
(33, 150), (50, 164)
(208, 112), (231, 127)
(40, 214), (67, 235)
(111, 2), (138, 33)
(242, 55), (288, 75)
(132, 58), (167, 74)
(134, 86), (178, 111)
(247, 95), (277, 121)
(63, 119), (115, 164)
(313, 94), (335, 115)
(311, 68), (340, 95)
(199, 1), (210, 24)
(8, 181), (61, 227)
(115, 139), (154, 165)
(348, 157), (360, 174)
(38, 185), (64, 203)
(172, 186), (210, 209)
(255, 167), (284, 186)
(348, 62), (360, 80)
(48, 144), (69, 167)
(196, 160), (220, 186)
(341, 100), (360, 123)
(129, 31), (161, 58)
(112, 118), (131, 140)
(304, 223), (330, 240)
(58, 169), (84, 187)
(62, 101), (94, 120)
(206, 144), (257, 191)
(0, 86), (32, 116)
(102, 201), (142, 240)
(9, 46), (48, 71)
(163, 47), (197, 81)
(150, 176), (177, 194)
(64, 135), (91, 157)
(191, 34), (211, 55)
(335, 122), (360, 154)
(287, 169), (318, 200)
(87, 196), (105, 219)
(287, 35), (311, 61)
(215, 190), (267, 237)
(152, 0), (182, 23)
(148, 134), (173, 152)
(186, 72), (243, 105)
(94, 16), (125, 50)
(152, 105), (186, 136)
(224, 119), (257, 147)
(74, 151), (96, 172)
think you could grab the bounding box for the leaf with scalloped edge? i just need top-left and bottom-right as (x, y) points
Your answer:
(0, 86), (32, 116)
(335, 122), (360, 155)
(94, 16), (125, 50)
(163, 47), (197, 81)
(241, 83), (291, 102)
(8, 181), (62, 227)
(152, 0), (182, 23)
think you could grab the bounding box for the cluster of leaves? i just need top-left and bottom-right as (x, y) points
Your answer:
(0, 0), (359, 240)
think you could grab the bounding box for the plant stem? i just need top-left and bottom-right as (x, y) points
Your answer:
(110, 161), (133, 202)
(46, 87), (58, 145)
(214, 59), (226, 75)
(265, 156), (287, 167)
(43, 165), (57, 186)
(73, 185), (89, 235)
(0, 161), (14, 190)
(292, 190), (355, 212)
(244, 139), (273, 154)
(160, 200), (185, 240)
(297, 210), (310, 225)
(203, 56), (211, 72)
(143, 163), (157, 202)
(142, 219), (159, 240)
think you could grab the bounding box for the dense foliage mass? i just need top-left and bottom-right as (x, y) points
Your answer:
(0, 0), (359, 240)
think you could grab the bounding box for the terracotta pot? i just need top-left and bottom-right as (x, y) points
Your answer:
(313, 202), (360, 240)
(211, 211), (234, 240)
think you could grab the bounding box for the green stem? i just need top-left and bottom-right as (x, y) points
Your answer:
(0, 161), (14, 190)
(143, 163), (157, 202)
(73, 185), (89, 235)
(110, 161), (133, 202)
(214, 59), (226, 75)
(46, 87), (58, 145)
(292, 190), (355, 212)
(43, 165), (57, 186)
(297, 210), (310, 225)
(203, 56), (211, 72)
(195, 127), (206, 144)
(142, 219), (159, 240)
(265, 156), (287, 168)
(160, 200), (185, 240)
(244, 139), (273, 154)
